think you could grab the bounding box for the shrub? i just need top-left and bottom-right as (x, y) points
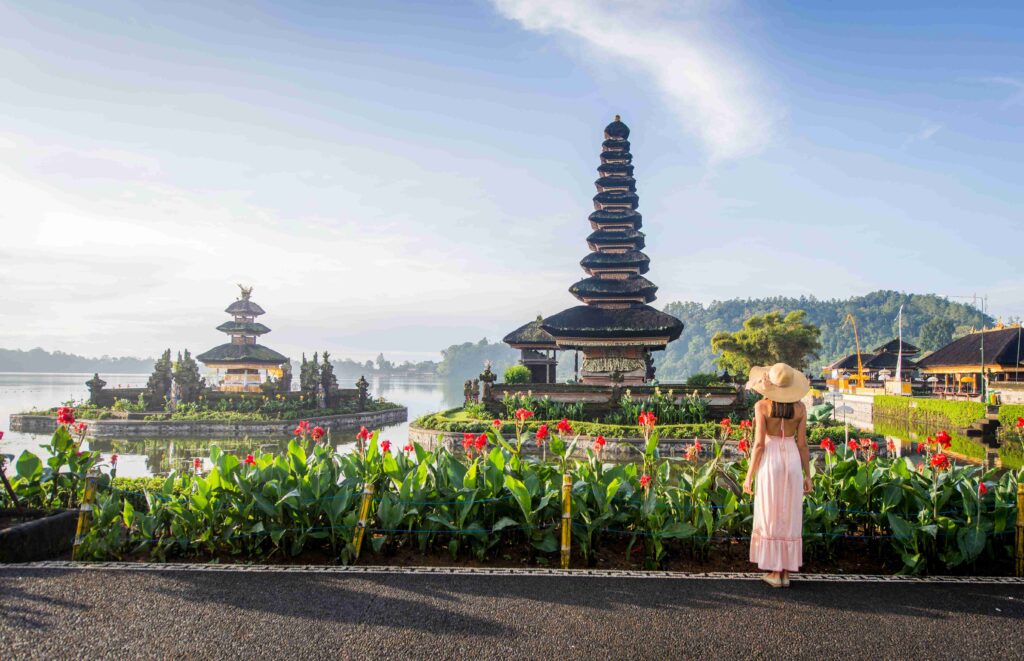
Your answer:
(685, 373), (721, 388)
(503, 365), (532, 384)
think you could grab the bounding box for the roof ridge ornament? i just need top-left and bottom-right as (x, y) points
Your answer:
(238, 284), (253, 300)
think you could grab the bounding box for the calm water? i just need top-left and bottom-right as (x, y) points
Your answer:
(0, 372), (462, 478)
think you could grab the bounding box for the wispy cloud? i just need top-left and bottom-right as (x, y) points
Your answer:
(900, 121), (943, 150)
(490, 0), (777, 162)
(980, 76), (1024, 108)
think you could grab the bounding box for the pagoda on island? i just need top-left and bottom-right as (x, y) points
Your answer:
(196, 285), (289, 392)
(540, 116), (683, 385)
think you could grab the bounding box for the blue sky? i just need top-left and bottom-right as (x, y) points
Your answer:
(0, 0), (1021, 361)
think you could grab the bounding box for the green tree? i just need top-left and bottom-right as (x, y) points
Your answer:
(711, 310), (822, 376)
(299, 353), (322, 398)
(172, 349), (206, 404)
(146, 349), (174, 405)
(918, 317), (955, 352)
(503, 364), (532, 384)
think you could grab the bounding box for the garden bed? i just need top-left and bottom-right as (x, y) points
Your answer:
(0, 508), (78, 563)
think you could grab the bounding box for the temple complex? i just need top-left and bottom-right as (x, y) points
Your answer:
(539, 116), (683, 385)
(503, 315), (559, 384)
(917, 324), (1024, 396)
(196, 286), (289, 392)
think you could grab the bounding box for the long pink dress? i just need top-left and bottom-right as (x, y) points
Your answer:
(749, 417), (803, 572)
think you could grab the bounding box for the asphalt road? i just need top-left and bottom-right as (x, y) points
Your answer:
(1, 567), (1022, 660)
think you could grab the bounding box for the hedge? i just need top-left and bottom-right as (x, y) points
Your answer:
(874, 396), (986, 428)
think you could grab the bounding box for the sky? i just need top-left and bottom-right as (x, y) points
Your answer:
(0, 0), (1021, 363)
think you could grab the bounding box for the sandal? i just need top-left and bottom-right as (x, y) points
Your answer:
(781, 572), (791, 588)
(761, 574), (783, 588)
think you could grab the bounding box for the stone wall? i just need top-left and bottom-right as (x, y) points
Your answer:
(9, 407), (407, 439)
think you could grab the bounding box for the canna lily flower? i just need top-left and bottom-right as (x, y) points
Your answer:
(720, 418), (732, 428)
(535, 424), (549, 444)
(684, 440), (701, 462)
(474, 434), (487, 452)
(869, 441), (879, 452)
(819, 438), (835, 454)
(310, 426), (325, 441)
(916, 442), (926, 454)
(0, 431), (4, 440)
(638, 411), (657, 430)
(356, 426), (371, 442)
(403, 442), (414, 454)
(935, 430), (951, 449)
(929, 453), (951, 471)
(737, 438), (750, 455)
(886, 439), (896, 454)
(193, 458), (202, 471)
(244, 454), (256, 466)
(110, 453), (118, 466)
(294, 420), (310, 436)
(381, 440), (392, 453)
(514, 408), (534, 422)
(1017, 417), (1024, 429)
(492, 419), (502, 428)
(978, 482), (988, 495)
(639, 474), (652, 489)
(556, 418), (573, 435)
(463, 433), (475, 451)
(593, 435), (606, 453)
(73, 422), (88, 434)
(56, 406), (75, 426)
(847, 439), (858, 452)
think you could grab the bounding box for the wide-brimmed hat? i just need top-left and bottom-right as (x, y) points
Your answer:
(746, 362), (810, 403)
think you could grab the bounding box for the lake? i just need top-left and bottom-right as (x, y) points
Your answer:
(0, 372), (463, 478)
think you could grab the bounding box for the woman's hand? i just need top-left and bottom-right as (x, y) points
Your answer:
(742, 478), (753, 495)
(803, 476), (813, 494)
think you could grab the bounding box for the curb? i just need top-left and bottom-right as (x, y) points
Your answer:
(3, 561), (1023, 584)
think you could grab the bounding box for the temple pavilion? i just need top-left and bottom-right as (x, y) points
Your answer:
(503, 315), (559, 384)
(917, 324), (1024, 397)
(539, 116), (683, 385)
(196, 286), (289, 392)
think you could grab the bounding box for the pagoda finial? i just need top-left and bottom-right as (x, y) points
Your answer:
(237, 284), (253, 300)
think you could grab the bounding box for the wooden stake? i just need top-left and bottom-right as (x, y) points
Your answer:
(561, 473), (572, 569)
(352, 483), (374, 561)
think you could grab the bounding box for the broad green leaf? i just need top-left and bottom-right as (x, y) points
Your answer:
(957, 527), (985, 562)
(15, 451), (42, 481)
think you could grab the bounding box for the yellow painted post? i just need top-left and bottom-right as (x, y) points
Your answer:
(560, 473), (572, 569)
(71, 474), (98, 561)
(1015, 482), (1024, 578)
(352, 483), (375, 561)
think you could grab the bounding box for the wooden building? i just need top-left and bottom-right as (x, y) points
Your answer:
(196, 286), (289, 392)
(503, 315), (559, 384)
(541, 117), (683, 385)
(916, 325), (1024, 397)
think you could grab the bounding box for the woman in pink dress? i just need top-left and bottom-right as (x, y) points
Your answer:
(742, 363), (812, 588)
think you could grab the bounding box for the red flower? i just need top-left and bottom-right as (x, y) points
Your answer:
(1017, 417), (1024, 429)
(593, 435), (606, 452)
(403, 442), (414, 454)
(535, 424), (549, 444)
(556, 418), (573, 435)
(244, 454), (256, 466)
(474, 434), (487, 452)
(638, 411), (657, 429)
(886, 439), (896, 454)
(310, 426), (325, 441)
(684, 441), (701, 462)
(929, 453), (951, 471)
(56, 406), (75, 426)
(916, 442), (926, 454)
(110, 453), (118, 466)
(0, 431), (4, 440)
(737, 438), (750, 454)
(492, 419), (502, 428)
(847, 439), (858, 452)
(193, 458), (202, 471)
(462, 433), (475, 451)
(381, 440), (392, 453)
(819, 438), (835, 454)
(73, 422), (88, 435)
(739, 419), (752, 430)
(978, 482), (988, 495)
(294, 420), (310, 436)
(514, 408), (534, 422)
(935, 430), (951, 449)
(870, 440), (879, 452)
(639, 474), (652, 489)
(720, 418), (732, 427)
(356, 426), (371, 441)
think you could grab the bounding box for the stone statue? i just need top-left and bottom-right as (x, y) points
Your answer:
(86, 373), (107, 406)
(479, 361), (496, 401)
(463, 380), (474, 403)
(356, 375), (370, 411)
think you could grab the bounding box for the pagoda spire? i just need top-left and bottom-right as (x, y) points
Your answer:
(571, 116), (655, 308)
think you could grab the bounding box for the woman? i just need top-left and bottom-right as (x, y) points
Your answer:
(742, 363), (812, 588)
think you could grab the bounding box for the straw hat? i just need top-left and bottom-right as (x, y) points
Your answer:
(746, 362), (810, 403)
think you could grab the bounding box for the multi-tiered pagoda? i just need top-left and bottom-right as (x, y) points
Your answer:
(541, 116), (683, 385)
(196, 285), (289, 392)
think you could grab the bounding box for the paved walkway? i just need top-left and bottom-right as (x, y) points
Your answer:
(2, 564), (1022, 659)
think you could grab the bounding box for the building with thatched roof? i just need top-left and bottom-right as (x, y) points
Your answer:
(502, 315), (559, 384)
(916, 325), (1024, 396)
(196, 286), (289, 392)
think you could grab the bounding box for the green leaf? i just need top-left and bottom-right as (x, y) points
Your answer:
(504, 475), (533, 524)
(550, 434), (565, 458)
(661, 521), (697, 539)
(488, 447), (505, 472)
(492, 516), (518, 532)
(15, 451), (42, 481)
(956, 527), (986, 563)
(645, 430), (660, 458)
(122, 499), (135, 528)
(886, 513), (915, 543)
(882, 483), (902, 509)
(532, 532), (558, 553)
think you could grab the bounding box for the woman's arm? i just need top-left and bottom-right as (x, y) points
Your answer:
(796, 403), (812, 493)
(742, 402), (767, 494)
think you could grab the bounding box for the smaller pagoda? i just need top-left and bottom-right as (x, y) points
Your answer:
(196, 285), (289, 392)
(503, 315), (559, 384)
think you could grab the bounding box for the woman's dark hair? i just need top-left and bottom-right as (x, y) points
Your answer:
(770, 401), (795, 420)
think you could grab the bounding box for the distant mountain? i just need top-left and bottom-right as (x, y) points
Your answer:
(0, 347), (155, 373)
(655, 291), (991, 380)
